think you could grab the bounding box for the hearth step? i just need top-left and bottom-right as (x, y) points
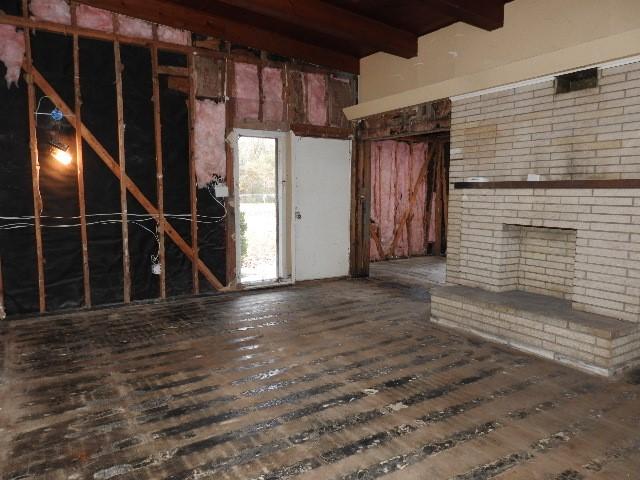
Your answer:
(430, 286), (640, 377)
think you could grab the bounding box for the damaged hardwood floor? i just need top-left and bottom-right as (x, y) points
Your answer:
(1, 278), (640, 479)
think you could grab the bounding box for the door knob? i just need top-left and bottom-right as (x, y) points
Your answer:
(295, 209), (302, 220)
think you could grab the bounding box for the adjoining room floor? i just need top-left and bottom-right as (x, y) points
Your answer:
(370, 256), (446, 289)
(1, 279), (640, 480)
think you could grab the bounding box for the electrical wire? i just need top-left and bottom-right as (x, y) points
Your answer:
(0, 212), (226, 226)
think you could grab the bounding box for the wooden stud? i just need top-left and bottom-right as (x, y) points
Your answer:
(257, 61), (264, 123)
(361, 139), (371, 275)
(114, 41), (131, 302)
(22, 9), (46, 313)
(187, 52), (200, 294)
(151, 46), (167, 299)
(350, 137), (371, 276)
(225, 60), (237, 287)
(72, 3), (92, 307)
(31, 67), (225, 290)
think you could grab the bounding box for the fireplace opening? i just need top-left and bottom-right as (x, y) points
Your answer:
(505, 225), (577, 300)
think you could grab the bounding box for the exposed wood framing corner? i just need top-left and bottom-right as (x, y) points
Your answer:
(29, 67), (226, 291)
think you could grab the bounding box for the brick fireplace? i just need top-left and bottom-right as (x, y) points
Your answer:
(431, 61), (640, 376)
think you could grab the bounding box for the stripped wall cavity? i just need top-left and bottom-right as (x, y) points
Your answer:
(370, 140), (427, 260)
(194, 99), (226, 187)
(0, 1), (357, 316)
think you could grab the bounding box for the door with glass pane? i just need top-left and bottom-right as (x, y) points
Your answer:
(235, 131), (289, 285)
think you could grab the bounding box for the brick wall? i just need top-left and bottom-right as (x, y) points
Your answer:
(447, 188), (640, 322)
(451, 62), (640, 183)
(516, 226), (576, 300)
(447, 61), (640, 323)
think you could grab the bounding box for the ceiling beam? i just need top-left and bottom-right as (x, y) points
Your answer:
(212, 0), (418, 59)
(427, 0), (505, 31)
(76, 0), (360, 73)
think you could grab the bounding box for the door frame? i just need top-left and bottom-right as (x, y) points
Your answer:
(230, 129), (293, 288)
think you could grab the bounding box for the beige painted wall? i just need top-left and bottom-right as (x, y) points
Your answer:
(345, 0), (640, 119)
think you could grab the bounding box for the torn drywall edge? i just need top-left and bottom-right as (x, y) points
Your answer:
(262, 66), (283, 122)
(76, 4), (114, 32)
(29, 0), (71, 24)
(306, 72), (327, 126)
(194, 99), (226, 188)
(233, 62), (259, 121)
(0, 24), (25, 88)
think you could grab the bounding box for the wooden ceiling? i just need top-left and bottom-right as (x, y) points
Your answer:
(77, 0), (513, 73)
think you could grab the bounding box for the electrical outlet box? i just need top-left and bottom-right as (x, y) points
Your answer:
(214, 183), (229, 197)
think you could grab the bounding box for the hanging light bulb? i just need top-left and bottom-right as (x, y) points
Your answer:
(52, 148), (72, 166)
(49, 140), (72, 166)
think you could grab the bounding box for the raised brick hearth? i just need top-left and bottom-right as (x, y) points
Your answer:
(431, 286), (640, 376)
(434, 61), (640, 375)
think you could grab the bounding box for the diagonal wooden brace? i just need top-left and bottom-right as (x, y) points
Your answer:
(30, 66), (225, 291)
(388, 145), (435, 256)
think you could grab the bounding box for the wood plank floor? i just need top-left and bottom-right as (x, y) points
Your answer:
(370, 256), (446, 288)
(1, 277), (640, 480)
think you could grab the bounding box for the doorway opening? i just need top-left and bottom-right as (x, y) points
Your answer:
(234, 131), (290, 286)
(368, 137), (449, 289)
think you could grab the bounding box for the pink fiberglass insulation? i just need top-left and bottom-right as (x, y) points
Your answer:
(370, 140), (428, 260)
(378, 141), (396, 255)
(29, 0), (71, 24)
(394, 141), (410, 258)
(305, 72), (327, 126)
(233, 62), (259, 121)
(76, 4), (113, 32)
(262, 67), (283, 122)
(409, 143), (427, 255)
(157, 25), (191, 45)
(0, 25), (25, 88)
(194, 99), (226, 188)
(117, 15), (153, 39)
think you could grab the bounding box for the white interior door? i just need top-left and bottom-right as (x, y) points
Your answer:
(293, 136), (351, 281)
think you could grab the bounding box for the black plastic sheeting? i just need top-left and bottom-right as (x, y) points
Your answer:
(160, 63), (194, 297)
(0, 0), (22, 16)
(32, 31), (85, 312)
(121, 44), (159, 301)
(197, 180), (227, 291)
(0, 32), (228, 316)
(0, 67), (39, 315)
(80, 38), (124, 307)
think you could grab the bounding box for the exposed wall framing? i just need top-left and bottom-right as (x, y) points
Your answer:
(0, 1), (357, 316)
(351, 99), (451, 275)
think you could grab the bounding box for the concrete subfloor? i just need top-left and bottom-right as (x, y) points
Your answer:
(1, 273), (640, 479)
